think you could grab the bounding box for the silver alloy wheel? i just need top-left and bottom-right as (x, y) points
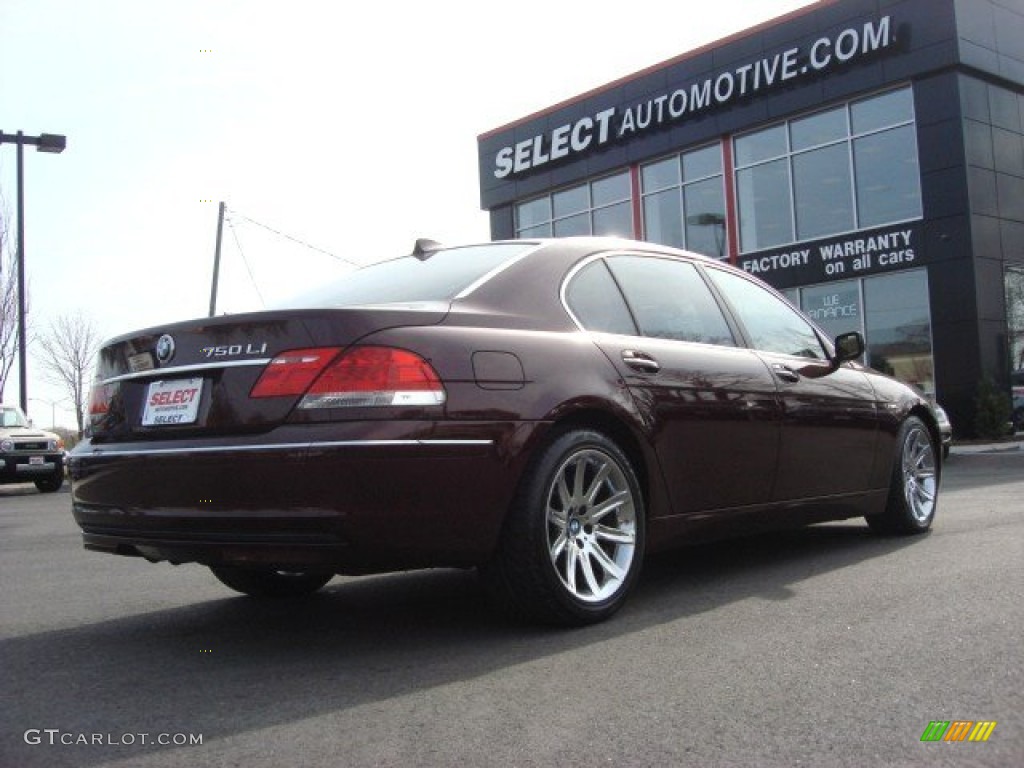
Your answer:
(545, 448), (637, 603)
(902, 424), (937, 523)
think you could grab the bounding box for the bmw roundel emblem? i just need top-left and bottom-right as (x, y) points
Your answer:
(155, 334), (176, 364)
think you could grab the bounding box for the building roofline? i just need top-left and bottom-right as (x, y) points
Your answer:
(477, 0), (838, 141)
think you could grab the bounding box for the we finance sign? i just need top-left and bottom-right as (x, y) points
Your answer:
(740, 223), (923, 288)
(493, 16), (898, 179)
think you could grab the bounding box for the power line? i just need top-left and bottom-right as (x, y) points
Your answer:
(226, 207), (358, 266)
(224, 213), (266, 309)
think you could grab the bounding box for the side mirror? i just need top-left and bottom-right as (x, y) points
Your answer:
(833, 331), (864, 364)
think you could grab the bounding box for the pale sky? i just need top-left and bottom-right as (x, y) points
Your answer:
(1, 0), (817, 428)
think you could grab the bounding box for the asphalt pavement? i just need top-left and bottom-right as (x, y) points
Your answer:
(1, 451), (1021, 767)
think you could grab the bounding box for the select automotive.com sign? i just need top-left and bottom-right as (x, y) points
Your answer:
(492, 16), (897, 179)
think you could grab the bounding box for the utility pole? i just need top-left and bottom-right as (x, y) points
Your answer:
(208, 201), (225, 316)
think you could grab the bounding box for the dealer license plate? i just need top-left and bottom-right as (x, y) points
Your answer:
(142, 378), (204, 426)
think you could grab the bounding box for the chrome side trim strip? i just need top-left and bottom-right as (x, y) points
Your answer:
(78, 439), (494, 458)
(102, 359), (272, 385)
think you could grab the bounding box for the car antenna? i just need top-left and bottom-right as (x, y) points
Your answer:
(411, 238), (444, 261)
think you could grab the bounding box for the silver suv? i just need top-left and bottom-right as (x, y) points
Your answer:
(0, 404), (65, 493)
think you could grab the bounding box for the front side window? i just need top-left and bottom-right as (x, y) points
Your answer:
(605, 256), (735, 346)
(515, 172), (633, 239)
(707, 267), (826, 359)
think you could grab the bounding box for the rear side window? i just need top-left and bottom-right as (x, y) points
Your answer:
(706, 266), (827, 359)
(277, 243), (536, 308)
(606, 256), (736, 346)
(564, 260), (638, 335)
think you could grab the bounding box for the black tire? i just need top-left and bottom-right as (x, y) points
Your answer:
(35, 472), (64, 493)
(866, 416), (939, 535)
(210, 566), (333, 598)
(482, 428), (645, 626)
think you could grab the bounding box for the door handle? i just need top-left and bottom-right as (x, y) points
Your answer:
(771, 363), (800, 383)
(622, 350), (660, 373)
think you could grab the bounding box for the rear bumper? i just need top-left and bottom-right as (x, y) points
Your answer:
(70, 421), (542, 573)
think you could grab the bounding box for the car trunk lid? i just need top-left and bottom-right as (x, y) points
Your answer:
(87, 306), (447, 441)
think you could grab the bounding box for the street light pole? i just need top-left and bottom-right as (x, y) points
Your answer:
(0, 130), (67, 413)
(16, 135), (27, 414)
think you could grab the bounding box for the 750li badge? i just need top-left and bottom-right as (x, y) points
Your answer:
(199, 343), (268, 359)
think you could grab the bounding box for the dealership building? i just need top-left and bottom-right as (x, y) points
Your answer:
(477, 0), (1024, 435)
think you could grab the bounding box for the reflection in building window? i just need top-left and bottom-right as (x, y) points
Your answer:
(1007, 265), (1024, 372)
(641, 144), (727, 258)
(734, 86), (922, 253)
(737, 159), (793, 251)
(792, 270), (934, 394)
(864, 270), (933, 395)
(800, 280), (863, 343)
(515, 172), (633, 239)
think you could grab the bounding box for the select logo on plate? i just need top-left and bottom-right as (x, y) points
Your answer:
(142, 378), (203, 426)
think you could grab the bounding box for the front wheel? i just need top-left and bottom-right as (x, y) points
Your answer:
(210, 566), (333, 598)
(35, 472), (64, 493)
(866, 416), (938, 535)
(483, 429), (645, 626)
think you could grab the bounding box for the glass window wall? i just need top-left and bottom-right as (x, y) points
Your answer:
(641, 144), (727, 258)
(734, 86), (922, 253)
(515, 172), (633, 239)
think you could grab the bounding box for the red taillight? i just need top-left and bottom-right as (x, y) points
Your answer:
(300, 346), (445, 409)
(86, 381), (117, 433)
(88, 383), (112, 416)
(250, 348), (342, 398)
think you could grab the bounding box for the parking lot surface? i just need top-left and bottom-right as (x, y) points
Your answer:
(2, 451), (1021, 767)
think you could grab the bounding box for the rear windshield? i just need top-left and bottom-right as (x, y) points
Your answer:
(276, 242), (536, 308)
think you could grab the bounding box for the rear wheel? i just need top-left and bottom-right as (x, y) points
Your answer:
(35, 472), (64, 493)
(866, 416), (938, 534)
(210, 566), (333, 598)
(483, 429), (645, 626)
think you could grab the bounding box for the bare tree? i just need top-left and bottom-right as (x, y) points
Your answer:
(0, 196), (26, 401)
(37, 312), (101, 437)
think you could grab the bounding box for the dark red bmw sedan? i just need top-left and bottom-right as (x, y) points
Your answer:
(71, 237), (941, 625)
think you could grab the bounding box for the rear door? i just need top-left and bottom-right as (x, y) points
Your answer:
(565, 254), (781, 515)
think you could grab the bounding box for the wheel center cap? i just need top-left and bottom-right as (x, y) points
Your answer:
(568, 518), (582, 537)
